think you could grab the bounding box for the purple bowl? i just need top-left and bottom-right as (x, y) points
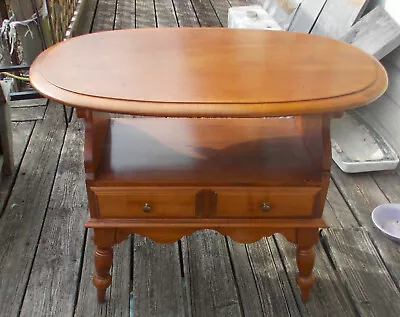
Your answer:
(372, 204), (400, 243)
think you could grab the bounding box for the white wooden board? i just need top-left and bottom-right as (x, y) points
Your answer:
(331, 3), (400, 173)
(357, 94), (400, 163)
(341, 6), (400, 60)
(288, 0), (326, 33)
(311, 0), (370, 39)
(387, 47), (400, 69)
(381, 0), (400, 24)
(382, 59), (400, 107)
(262, 0), (300, 29)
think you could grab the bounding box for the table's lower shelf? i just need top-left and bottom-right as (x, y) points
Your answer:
(93, 117), (323, 187)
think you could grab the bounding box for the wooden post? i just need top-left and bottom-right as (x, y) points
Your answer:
(8, 0), (44, 63)
(0, 0), (22, 87)
(0, 0), (8, 20)
(0, 83), (14, 175)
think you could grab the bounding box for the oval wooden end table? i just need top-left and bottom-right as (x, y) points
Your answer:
(30, 28), (388, 303)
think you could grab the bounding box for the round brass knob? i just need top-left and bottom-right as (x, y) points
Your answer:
(260, 202), (271, 212)
(142, 203), (152, 213)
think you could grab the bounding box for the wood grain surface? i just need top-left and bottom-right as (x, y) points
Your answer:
(0, 104), (66, 316)
(173, 0), (200, 27)
(11, 106), (46, 121)
(93, 117), (323, 186)
(341, 5), (400, 60)
(331, 164), (400, 289)
(276, 236), (359, 316)
(19, 115), (86, 317)
(311, 0), (369, 39)
(321, 228), (400, 317)
(30, 28), (388, 117)
(0, 122), (34, 217)
(182, 230), (242, 317)
(132, 236), (186, 316)
(75, 232), (131, 317)
(245, 237), (301, 316)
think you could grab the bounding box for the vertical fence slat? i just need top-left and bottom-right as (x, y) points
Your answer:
(8, 0), (43, 63)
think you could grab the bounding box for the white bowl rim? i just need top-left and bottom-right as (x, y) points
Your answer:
(372, 203), (400, 240)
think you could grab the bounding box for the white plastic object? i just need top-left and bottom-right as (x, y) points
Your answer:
(228, 5), (282, 30)
(372, 204), (400, 243)
(262, 0), (300, 30)
(331, 112), (399, 173)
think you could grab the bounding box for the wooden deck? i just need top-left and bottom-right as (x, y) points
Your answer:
(1, 0), (400, 316)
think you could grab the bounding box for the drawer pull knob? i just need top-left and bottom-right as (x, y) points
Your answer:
(260, 202), (271, 212)
(142, 203), (152, 213)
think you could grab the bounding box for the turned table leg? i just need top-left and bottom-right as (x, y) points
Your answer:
(93, 246), (113, 302)
(92, 229), (115, 302)
(296, 228), (319, 301)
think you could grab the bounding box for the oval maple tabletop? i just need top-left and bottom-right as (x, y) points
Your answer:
(30, 28), (388, 117)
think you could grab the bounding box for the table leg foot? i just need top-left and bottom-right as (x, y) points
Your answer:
(93, 246), (113, 302)
(296, 229), (318, 301)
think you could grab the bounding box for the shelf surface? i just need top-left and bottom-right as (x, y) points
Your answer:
(93, 118), (323, 186)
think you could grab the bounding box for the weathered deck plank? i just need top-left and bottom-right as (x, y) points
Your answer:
(226, 239), (264, 316)
(92, 0), (117, 32)
(172, 0), (199, 27)
(331, 164), (389, 228)
(136, 0), (157, 28)
(19, 115), (86, 317)
(244, 237), (301, 316)
(75, 231), (131, 317)
(321, 228), (400, 317)
(155, 0), (178, 27)
(276, 235), (359, 317)
(325, 181), (360, 229)
(132, 236), (185, 316)
(322, 200), (342, 229)
(191, 0), (222, 27)
(226, 0), (248, 7)
(0, 121), (34, 216)
(372, 170), (400, 203)
(208, 0), (230, 27)
(0, 103), (66, 317)
(9, 98), (47, 108)
(75, 0), (99, 35)
(331, 164), (400, 291)
(115, 0), (136, 29)
(11, 106), (46, 122)
(182, 230), (242, 317)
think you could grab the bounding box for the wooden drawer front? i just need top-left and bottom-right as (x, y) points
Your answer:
(215, 187), (320, 218)
(92, 188), (197, 218)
